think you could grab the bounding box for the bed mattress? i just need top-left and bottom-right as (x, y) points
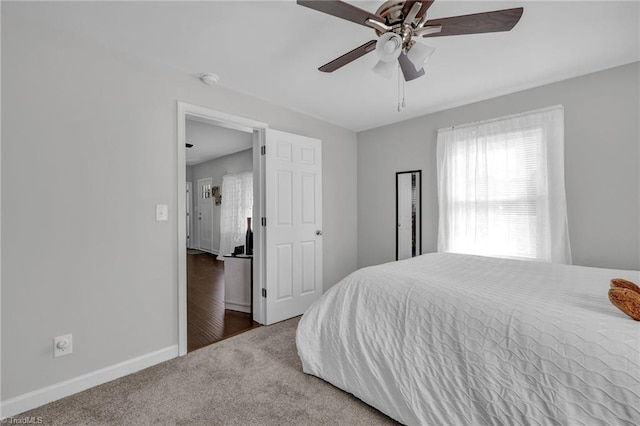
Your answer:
(296, 253), (640, 425)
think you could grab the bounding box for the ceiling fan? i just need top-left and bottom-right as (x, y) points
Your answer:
(298, 1), (523, 81)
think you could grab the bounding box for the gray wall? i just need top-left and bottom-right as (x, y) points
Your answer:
(1, 14), (358, 399)
(191, 149), (253, 253)
(358, 62), (640, 271)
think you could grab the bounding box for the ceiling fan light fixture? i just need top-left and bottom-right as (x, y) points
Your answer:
(407, 42), (436, 69)
(372, 59), (396, 79)
(298, 1), (524, 76)
(375, 32), (403, 62)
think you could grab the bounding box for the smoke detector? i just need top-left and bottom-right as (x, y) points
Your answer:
(199, 73), (219, 85)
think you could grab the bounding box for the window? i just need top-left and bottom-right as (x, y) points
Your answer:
(436, 105), (571, 263)
(218, 170), (253, 258)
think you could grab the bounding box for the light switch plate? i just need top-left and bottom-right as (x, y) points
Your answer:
(156, 204), (169, 221)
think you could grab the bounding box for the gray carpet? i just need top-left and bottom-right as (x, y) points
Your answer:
(20, 317), (397, 425)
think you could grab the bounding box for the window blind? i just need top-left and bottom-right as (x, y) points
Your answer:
(436, 106), (571, 263)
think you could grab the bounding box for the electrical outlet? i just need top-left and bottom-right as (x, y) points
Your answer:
(53, 334), (73, 358)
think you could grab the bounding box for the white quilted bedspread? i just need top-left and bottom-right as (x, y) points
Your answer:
(296, 253), (640, 425)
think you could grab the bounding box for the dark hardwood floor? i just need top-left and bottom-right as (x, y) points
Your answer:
(187, 252), (260, 352)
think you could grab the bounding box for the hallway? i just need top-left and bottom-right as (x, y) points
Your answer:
(187, 252), (259, 352)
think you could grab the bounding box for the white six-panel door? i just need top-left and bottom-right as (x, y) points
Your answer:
(197, 177), (214, 252)
(264, 129), (322, 325)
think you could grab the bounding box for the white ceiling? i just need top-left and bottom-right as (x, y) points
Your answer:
(186, 118), (252, 166)
(6, 1), (639, 132)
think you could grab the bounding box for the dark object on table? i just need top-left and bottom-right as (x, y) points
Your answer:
(245, 217), (253, 255)
(233, 245), (244, 256)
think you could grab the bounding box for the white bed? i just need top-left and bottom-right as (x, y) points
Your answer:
(296, 253), (640, 425)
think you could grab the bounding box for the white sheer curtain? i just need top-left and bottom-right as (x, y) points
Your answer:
(218, 170), (253, 259)
(436, 105), (571, 263)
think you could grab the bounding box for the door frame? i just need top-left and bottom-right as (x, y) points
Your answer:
(186, 181), (192, 249)
(177, 101), (268, 356)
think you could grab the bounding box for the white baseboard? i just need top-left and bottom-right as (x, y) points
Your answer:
(1, 345), (178, 418)
(198, 248), (219, 255)
(225, 302), (251, 313)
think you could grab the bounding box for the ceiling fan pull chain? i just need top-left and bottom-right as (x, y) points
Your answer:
(402, 75), (406, 109)
(397, 64), (407, 112)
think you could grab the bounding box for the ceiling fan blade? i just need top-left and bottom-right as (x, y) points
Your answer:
(297, 1), (386, 28)
(422, 7), (524, 37)
(398, 53), (425, 81)
(319, 40), (377, 73)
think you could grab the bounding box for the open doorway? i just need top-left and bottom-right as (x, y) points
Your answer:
(184, 115), (259, 352)
(177, 103), (325, 356)
(177, 103), (268, 356)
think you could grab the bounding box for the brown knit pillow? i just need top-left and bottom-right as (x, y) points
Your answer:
(610, 278), (640, 294)
(608, 288), (640, 321)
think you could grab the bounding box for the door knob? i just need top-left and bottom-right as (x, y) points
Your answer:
(316, 230), (323, 236)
